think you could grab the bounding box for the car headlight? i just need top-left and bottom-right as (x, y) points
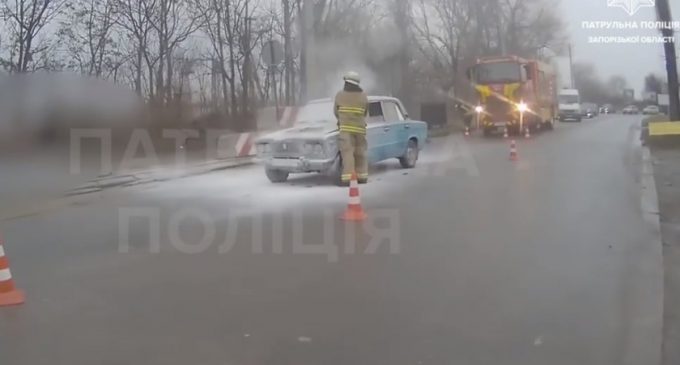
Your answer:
(257, 143), (271, 155)
(302, 143), (313, 155)
(517, 102), (528, 112)
(303, 142), (325, 158)
(313, 144), (324, 156)
(475, 105), (484, 113)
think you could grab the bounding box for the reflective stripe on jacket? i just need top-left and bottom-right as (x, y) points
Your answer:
(339, 125), (366, 134)
(335, 90), (368, 134)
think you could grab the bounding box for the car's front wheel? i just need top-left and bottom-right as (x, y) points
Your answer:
(265, 169), (289, 183)
(399, 139), (419, 168)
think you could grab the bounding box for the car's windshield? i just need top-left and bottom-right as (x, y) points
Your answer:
(560, 95), (579, 104)
(475, 62), (521, 84)
(295, 101), (336, 124)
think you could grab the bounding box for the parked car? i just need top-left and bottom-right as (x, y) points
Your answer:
(622, 105), (640, 115)
(254, 96), (429, 184)
(642, 105), (660, 115)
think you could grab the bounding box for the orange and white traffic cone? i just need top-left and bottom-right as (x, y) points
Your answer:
(0, 236), (25, 307)
(509, 140), (518, 161)
(341, 172), (367, 221)
(524, 126), (531, 139)
(503, 127), (509, 139)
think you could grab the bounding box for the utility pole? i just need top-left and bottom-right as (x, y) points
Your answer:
(568, 44), (575, 88)
(656, 0), (680, 120)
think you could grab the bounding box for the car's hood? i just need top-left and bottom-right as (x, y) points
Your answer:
(257, 121), (338, 142)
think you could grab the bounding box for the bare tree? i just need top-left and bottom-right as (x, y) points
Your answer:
(411, 0), (564, 100)
(282, 0), (294, 104)
(0, 0), (66, 72)
(194, 0), (244, 116)
(59, 0), (120, 78)
(412, 0), (474, 93)
(148, 0), (202, 105)
(113, 0), (158, 96)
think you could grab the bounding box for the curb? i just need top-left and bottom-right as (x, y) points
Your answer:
(66, 157), (256, 196)
(626, 145), (664, 365)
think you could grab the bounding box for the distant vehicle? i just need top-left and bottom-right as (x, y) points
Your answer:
(255, 96), (428, 184)
(466, 54), (558, 136)
(642, 105), (660, 115)
(600, 104), (614, 114)
(558, 89), (582, 122)
(581, 103), (598, 118)
(622, 105), (640, 115)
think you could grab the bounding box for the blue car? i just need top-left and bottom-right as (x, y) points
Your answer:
(255, 96), (429, 184)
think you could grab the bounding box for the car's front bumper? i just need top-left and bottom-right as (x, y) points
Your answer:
(262, 156), (336, 173)
(482, 121), (520, 130)
(559, 112), (581, 121)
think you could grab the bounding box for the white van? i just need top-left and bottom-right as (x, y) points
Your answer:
(558, 89), (582, 122)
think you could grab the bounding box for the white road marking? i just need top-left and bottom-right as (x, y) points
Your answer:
(533, 336), (543, 346)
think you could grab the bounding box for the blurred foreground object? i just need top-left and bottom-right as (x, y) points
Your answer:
(0, 73), (144, 150)
(0, 236), (25, 307)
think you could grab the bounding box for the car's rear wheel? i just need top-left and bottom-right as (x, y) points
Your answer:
(265, 169), (289, 183)
(399, 139), (419, 168)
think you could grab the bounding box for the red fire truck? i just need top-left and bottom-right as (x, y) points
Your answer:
(467, 55), (558, 136)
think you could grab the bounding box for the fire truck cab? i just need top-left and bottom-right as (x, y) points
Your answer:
(467, 55), (558, 136)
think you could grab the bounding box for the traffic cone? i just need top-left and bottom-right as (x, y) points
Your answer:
(509, 140), (518, 161)
(524, 127), (531, 139)
(0, 236), (25, 307)
(503, 127), (509, 139)
(464, 126), (470, 137)
(341, 172), (367, 221)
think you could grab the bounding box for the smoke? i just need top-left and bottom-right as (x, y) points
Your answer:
(306, 23), (404, 99)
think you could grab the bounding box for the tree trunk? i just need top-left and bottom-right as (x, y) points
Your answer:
(166, 46), (173, 105)
(225, 0), (238, 116)
(283, 0), (293, 104)
(135, 47), (143, 95)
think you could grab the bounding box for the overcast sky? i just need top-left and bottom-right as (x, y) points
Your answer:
(561, 0), (680, 95)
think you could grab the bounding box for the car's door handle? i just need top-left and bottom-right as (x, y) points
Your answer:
(383, 127), (391, 132)
(404, 124), (410, 129)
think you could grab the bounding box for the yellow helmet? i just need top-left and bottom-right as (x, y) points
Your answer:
(343, 71), (361, 86)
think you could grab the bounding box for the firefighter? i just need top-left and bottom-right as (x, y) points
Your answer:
(456, 103), (475, 131)
(334, 71), (369, 185)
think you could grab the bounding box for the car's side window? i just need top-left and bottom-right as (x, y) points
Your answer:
(367, 102), (385, 123)
(394, 103), (406, 120)
(382, 102), (403, 122)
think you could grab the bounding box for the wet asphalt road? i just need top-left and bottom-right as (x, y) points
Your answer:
(0, 115), (663, 365)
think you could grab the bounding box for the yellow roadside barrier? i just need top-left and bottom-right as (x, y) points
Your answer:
(649, 121), (680, 137)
